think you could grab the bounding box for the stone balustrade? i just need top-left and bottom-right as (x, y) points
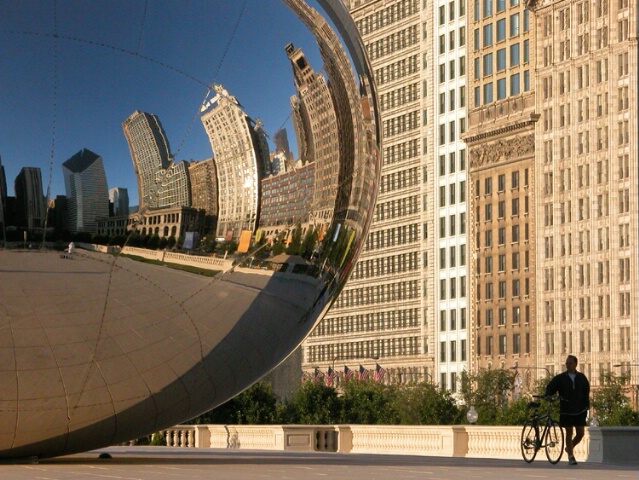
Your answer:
(158, 425), (639, 464)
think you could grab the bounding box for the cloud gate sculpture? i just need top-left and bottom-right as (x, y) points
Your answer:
(0, 0), (380, 458)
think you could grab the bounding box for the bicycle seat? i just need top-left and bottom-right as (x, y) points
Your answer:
(527, 401), (541, 409)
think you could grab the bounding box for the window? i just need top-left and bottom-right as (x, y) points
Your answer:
(497, 0), (505, 11)
(497, 48), (506, 71)
(483, 53), (494, 76)
(510, 73), (520, 95)
(497, 19), (506, 42)
(510, 43), (520, 66)
(499, 308), (507, 325)
(483, 23), (493, 47)
(510, 13), (520, 37)
(497, 79), (506, 100)
(484, 82), (493, 103)
(485, 203), (492, 221)
(483, 0), (493, 17)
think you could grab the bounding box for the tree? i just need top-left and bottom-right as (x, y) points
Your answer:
(147, 234), (160, 250)
(300, 225), (318, 259)
(460, 369), (515, 425)
(592, 371), (639, 426)
(340, 380), (399, 424)
(393, 382), (461, 425)
(285, 381), (341, 424)
(188, 381), (280, 425)
(286, 224), (303, 255)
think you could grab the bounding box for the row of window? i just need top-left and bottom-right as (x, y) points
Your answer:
(477, 332), (529, 356)
(543, 292), (632, 322)
(475, 170), (527, 195)
(438, 26), (466, 54)
(473, 0), (520, 22)
(476, 197), (528, 223)
(366, 25), (419, 61)
(439, 307), (467, 331)
(306, 336), (420, 363)
(473, 70), (529, 105)
(439, 339), (468, 362)
(476, 251), (528, 274)
(355, 0), (418, 36)
(365, 223), (420, 251)
(438, 86), (467, 115)
(313, 308), (420, 337)
(437, 118), (467, 145)
(439, 276), (467, 300)
(474, 41), (529, 78)
(374, 195), (419, 222)
(438, 181), (467, 207)
(540, 158), (631, 190)
(380, 83), (419, 113)
(473, 13), (528, 51)
(476, 279), (529, 302)
(376, 57), (419, 89)
(439, 212), (467, 238)
(334, 280), (420, 310)
(438, 149), (467, 175)
(438, 56), (466, 84)
(439, 244), (467, 269)
(383, 138), (420, 167)
(383, 111), (419, 138)
(380, 167), (420, 194)
(438, 0), (466, 25)
(352, 252), (420, 280)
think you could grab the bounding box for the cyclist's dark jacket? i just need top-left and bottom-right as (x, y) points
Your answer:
(544, 371), (590, 416)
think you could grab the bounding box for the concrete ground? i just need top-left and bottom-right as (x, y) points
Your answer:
(1, 447), (637, 480)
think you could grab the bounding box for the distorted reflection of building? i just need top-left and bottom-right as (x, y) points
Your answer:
(286, 42), (340, 227)
(259, 162), (315, 241)
(61, 149), (109, 233)
(97, 206), (206, 239)
(122, 110), (191, 211)
(200, 85), (269, 242)
(273, 127), (295, 171)
(14, 167), (46, 232)
(109, 187), (129, 217)
(187, 158), (218, 230)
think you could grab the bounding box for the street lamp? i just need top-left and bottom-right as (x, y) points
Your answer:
(467, 405), (478, 424)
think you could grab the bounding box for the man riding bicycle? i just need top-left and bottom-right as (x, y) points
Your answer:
(544, 355), (590, 465)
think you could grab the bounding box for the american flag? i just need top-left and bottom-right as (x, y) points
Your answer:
(358, 365), (370, 381)
(314, 367), (324, 383)
(301, 371), (312, 383)
(374, 364), (387, 383)
(344, 365), (355, 381)
(325, 367), (337, 387)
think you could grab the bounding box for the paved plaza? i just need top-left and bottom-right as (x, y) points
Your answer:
(1, 447), (637, 480)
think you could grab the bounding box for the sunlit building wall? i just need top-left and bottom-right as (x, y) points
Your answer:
(304, 0), (435, 385)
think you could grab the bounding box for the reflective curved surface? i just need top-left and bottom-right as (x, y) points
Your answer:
(0, 0), (379, 458)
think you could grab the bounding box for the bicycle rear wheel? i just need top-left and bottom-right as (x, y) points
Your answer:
(544, 421), (564, 464)
(520, 422), (538, 463)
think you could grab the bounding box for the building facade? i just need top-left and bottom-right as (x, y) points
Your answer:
(61, 149), (109, 234)
(529, 0), (638, 387)
(109, 187), (129, 217)
(122, 110), (191, 212)
(200, 86), (269, 242)
(305, 0), (435, 385)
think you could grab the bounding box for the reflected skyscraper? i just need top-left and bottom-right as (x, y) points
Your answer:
(200, 85), (269, 241)
(14, 167), (46, 232)
(286, 42), (340, 225)
(188, 158), (218, 217)
(122, 110), (191, 211)
(109, 187), (129, 217)
(61, 149), (109, 233)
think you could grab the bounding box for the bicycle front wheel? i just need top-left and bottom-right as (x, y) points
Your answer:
(544, 422), (564, 464)
(520, 422), (538, 463)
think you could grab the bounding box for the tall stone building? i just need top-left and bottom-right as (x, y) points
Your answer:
(528, 0), (638, 387)
(122, 110), (191, 212)
(188, 158), (218, 217)
(464, 0), (537, 379)
(305, 0), (435, 385)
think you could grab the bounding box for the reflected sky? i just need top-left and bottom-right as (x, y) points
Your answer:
(0, 0), (325, 204)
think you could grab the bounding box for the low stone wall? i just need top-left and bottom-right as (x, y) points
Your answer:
(160, 425), (639, 464)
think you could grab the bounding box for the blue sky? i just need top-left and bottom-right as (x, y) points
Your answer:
(0, 0), (324, 205)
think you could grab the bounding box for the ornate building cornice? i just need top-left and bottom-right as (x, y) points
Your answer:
(468, 133), (535, 170)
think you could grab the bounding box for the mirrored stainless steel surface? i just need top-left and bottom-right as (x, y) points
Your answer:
(0, 0), (379, 458)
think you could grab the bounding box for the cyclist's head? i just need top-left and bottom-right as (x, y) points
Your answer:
(565, 355), (578, 372)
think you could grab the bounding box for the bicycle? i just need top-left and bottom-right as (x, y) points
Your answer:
(520, 395), (565, 464)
